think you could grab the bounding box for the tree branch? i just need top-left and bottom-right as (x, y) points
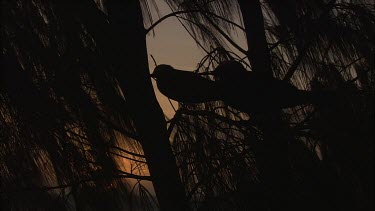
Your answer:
(176, 15), (247, 55)
(20, 173), (151, 191)
(146, 10), (245, 34)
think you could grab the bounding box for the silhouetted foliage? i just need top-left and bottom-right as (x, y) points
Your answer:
(1, 0), (171, 210)
(165, 0), (374, 210)
(1, 0), (374, 210)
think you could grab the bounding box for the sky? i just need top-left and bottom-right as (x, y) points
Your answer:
(146, 1), (205, 118)
(146, 0), (247, 118)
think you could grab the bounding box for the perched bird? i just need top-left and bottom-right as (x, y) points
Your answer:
(151, 62), (325, 113)
(151, 64), (220, 103)
(212, 61), (314, 112)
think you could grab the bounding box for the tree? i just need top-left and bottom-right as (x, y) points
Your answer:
(1, 0), (373, 210)
(164, 0), (374, 210)
(1, 0), (187, 210)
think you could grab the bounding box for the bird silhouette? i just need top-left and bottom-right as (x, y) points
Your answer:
(212, 61), (314, 113)
(151, 64), (220, 103)
(151, 62), (330, 113)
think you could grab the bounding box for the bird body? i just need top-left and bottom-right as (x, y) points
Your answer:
(151, 62), (317, 113)
(213, 61), (313, 112)
(151, 65), (220, 103)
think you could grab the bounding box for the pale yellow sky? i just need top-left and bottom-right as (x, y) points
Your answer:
(146, 0), (247, 118)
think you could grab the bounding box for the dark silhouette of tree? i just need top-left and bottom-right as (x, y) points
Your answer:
(164, 0), (374, 210)
(1, 0), (373, 210)
(1, 0), (186, 210)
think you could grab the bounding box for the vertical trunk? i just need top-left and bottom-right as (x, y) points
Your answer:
(237, 0), (292, 210)
(105, 0), (187, 210)
(238, 0), (272, 76)
(58, 0), (187, 209)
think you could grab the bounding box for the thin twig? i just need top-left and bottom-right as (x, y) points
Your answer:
(146, 10), (245, 34)
(150, 54), (158, 67)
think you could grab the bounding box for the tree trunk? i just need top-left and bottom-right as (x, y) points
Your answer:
(238, 0), (272, 76)
(105, 0), (187, 210)
(58, 0), (187, 209)
(237, 0), (292, 210)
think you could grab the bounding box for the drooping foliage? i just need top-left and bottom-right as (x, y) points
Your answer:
(1, 0), (374, 210)
(1, 0), (159, 210)
(164, 0), (374, 210)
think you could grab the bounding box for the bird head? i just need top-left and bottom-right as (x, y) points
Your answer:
(150, 64), (174, 80)
(212, 60), (247, 80)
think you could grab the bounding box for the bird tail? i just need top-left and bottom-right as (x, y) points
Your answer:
(297, 90), (338, 107)
(291, 90), (337, 107)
